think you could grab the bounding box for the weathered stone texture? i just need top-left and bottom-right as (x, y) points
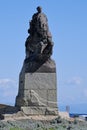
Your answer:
(21, 106), (58, 115)
(16, 71), (57, 108)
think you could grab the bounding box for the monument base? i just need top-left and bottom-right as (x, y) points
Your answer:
(21, 106), (58, 115)
(15, 59), (58, 115)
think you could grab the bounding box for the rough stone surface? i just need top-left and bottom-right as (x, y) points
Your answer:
(23, 73), (56, 89)
(16, 72), (57, 108)
(23, 59), (56, 73)
(21, 107), (58, 115)
(25, 6), (54, 66)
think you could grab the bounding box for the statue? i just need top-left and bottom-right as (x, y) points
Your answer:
(25, 6), (54, 63)
(15, 6), (58, 115)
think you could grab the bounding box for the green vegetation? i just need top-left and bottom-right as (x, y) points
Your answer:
(10, 128), (23, 130)
(0, 116), (87, 130)
(49, 128), (55, 130)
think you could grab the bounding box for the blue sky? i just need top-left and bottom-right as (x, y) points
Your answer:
(0, 0), (87, 113)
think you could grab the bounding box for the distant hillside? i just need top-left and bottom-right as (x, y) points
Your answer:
(0, 104), (9, 108)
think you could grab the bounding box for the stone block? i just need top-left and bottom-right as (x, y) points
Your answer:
(21, 107), (46, 115)
(47, 89), (57, 107)
(16, 72), (58, 110)
(21, 106), (58, 115)
(28, 89), (48, 106)
(24, 73), (57, 90)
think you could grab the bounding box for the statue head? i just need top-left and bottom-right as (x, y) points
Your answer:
(37, 6), (42, 13)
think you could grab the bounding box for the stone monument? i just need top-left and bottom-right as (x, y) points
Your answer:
(15, 6), (58, 115)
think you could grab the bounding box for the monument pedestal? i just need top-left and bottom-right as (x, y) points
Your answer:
(15, 60), (58, 115)
(21, 106), (58, 115)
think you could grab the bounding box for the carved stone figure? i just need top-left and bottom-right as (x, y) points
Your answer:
(25, 6), (53, 63)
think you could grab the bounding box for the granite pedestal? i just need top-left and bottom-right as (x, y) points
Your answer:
(15, 60), (58, 115)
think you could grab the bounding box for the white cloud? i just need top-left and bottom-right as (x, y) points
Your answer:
(0, 78), (18, 105)
(0, 78), (16, 85)
(65, 77), (82, 86)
